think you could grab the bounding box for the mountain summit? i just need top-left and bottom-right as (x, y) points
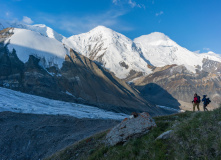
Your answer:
(134, 32), (173, 46)
(134, 32), (221, 72)
(0, 19), (65, 42)
(63, 26), (152, 79)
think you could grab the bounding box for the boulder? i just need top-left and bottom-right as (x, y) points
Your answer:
(106, 112), (156, 146)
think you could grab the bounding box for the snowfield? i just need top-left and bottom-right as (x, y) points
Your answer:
(5, 28), (69, 68)
(0, 87), (128, 120)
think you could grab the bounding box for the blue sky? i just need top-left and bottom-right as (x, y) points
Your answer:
(1, 0), (221, 54)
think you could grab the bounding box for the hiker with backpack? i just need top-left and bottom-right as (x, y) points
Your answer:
(192, 93), (200, 111)
(202, 95), (211, 111)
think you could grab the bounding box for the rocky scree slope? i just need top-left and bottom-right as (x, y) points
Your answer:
(0, 111), (120, 160)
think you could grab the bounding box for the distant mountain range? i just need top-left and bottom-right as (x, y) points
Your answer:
(1, 19), (221, 112)
(0, 27), (168, 116)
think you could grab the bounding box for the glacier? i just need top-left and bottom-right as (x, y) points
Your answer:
(0, 87), (129, 120)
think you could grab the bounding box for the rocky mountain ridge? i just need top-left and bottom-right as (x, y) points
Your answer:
(0, 28), (169, 115)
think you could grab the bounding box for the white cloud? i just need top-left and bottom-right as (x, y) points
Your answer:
(6, 12), (9, 16)
(113, 0), (145, 9)
(156, 11), (164, 16)
(193, 50), (201, 53)
(39, 10), (133, 35)
(112, 0), (119, 5)
(203, 48), (210, 51)
(22, 16), (34, 24)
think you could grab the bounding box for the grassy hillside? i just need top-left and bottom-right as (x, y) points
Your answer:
(45, 107), (221, 160)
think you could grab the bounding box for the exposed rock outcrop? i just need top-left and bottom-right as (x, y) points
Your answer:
(106, 112), (156, 146)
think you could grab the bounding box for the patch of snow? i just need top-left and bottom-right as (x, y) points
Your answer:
(65, 91), (75, 97)
(74, 76), (80, 81)
(157, 105), (184, 113)
(0, 87), (128, 120)
(56, 74), (62, 77)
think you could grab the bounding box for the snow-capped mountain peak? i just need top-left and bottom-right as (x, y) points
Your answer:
(3, 28), (69, 68)
(134, 32), (221, 73)
(134, 32), (178, 47)
(0, 19), (65, 42)
(88, 25), (113, 34)
(63, 26), (152, 79)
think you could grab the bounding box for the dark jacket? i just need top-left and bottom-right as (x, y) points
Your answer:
(202, 98), (207, 105)
(202, 95), (207, 105)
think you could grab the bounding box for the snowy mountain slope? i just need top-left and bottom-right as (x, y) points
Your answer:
(0, 19), (65, 42)
(134, 32), (221, 73)
(63, 26), (152, 79)
(200, 51), (221, 62)
(0, 87), (128, 120)
(4, 28), (69, 68)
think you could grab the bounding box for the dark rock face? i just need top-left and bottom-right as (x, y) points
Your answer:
(0, 28), (168, 116)
(119, 61), (129, 69)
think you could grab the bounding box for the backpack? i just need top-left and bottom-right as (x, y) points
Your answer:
(206, 98), (211, 105)
(197, 96), (201, 103)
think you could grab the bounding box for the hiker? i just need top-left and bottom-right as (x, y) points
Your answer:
(202, 95), (211, 111)
(192, 93), (200, 111)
